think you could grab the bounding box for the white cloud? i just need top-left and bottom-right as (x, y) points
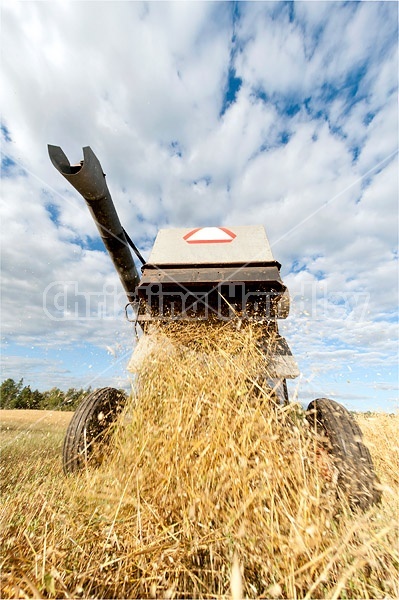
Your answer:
(0, 2), (397, 406)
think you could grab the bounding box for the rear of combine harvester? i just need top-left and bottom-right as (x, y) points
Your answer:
(48, 145), (298, 400)
(48, 145), (382, 510)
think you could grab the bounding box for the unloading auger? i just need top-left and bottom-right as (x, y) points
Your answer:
(48, 145), (381, 510)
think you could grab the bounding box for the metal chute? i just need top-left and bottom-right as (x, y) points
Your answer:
(48, 145), (140, 301)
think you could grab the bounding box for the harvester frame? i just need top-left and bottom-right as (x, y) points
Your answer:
(48, 145), (382, 510)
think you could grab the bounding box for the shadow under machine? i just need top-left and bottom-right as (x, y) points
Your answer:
(48, 145), (381, 510)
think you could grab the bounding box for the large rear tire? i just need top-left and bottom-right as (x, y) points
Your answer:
(306, 398), (381, 510)
(63, 387), (127, 474)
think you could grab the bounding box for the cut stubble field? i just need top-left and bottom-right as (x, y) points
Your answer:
(1, 324), (398, 599)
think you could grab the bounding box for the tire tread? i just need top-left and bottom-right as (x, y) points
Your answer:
(62, 387), (126, 474)
(307, 398), (381, 509)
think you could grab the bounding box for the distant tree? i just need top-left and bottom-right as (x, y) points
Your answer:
(14, 384), (43, 409)
(0, 378), (24, 408)
(64, 387), (90, 410)
(40, 387), (66, 410)
(38, 386), (90, 410)
(30, 389), (44, 409)
(0, 379), (91, 410)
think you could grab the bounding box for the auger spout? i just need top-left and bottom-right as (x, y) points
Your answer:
(48, 145), (140, 301)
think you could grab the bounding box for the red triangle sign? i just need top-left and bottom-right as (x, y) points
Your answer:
(183, 227), (236, 244)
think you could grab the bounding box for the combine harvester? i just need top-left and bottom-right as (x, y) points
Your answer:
(48, 145), (381, 510)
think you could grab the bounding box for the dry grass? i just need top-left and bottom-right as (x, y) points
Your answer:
(1, 322), (398, 599)
(1, 410), (72, 430)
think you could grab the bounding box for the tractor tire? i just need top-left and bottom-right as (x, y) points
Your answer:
(306, 398), (381, 510)
(63, 387), (127, 474)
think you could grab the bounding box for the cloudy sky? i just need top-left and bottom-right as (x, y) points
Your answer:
(1, 1), (398, 411)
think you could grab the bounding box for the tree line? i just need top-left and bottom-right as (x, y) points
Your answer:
(0, 378), (90, 411)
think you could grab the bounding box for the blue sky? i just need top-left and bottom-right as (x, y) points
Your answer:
(1, 1), (398, 411)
